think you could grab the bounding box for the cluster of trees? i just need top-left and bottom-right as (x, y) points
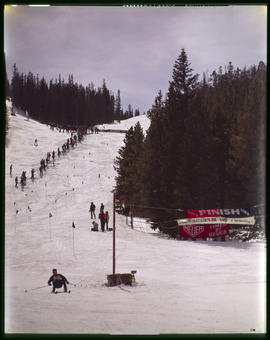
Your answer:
(114, 48), (266, 236)
(8, 64), (142, 127)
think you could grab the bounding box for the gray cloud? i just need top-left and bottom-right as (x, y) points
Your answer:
(4, 5), (267, 113)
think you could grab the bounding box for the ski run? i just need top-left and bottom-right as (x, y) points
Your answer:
(5, 100), (266, 334)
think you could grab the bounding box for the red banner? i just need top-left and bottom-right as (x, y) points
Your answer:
(185, 209), (220, 218)
(180, 209), (229, 239)
(180, 224), (229, 239)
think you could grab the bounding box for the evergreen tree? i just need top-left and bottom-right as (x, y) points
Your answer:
(115, 89), (122, 122)
(134, 108), (140, 117)
(114, 122), (144, 204)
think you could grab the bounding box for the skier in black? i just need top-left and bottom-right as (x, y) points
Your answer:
(10, 164), (12, 177)
(100, 203), (104, 211)
(89, 202), (96, 219)
(15, 176), (18, 187)
(48, 268), (69, 293)
(31, 168), (35, 181)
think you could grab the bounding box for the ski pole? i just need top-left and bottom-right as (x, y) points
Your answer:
(24, 285), (48, 293)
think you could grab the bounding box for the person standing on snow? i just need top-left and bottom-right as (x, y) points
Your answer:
(89, 202), (96, 219)
(105, 211), (110, 230)
(100, 203), (104, 211)
(31, 168), (35, 181)
(48, 268), (69, 293)
(39, 166), (43, 177)
(99, 210), (106, 232)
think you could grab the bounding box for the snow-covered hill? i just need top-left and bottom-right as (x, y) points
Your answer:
(5, 102), (266, 334)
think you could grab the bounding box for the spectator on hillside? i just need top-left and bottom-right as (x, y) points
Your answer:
(99, 210), (106, 232)
(105, 211), (110, 231)
(89, 202), (96, 219)
(91, 221), (99, 232)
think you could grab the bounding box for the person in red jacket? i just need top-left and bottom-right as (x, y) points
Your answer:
(99, 210), (106, 232)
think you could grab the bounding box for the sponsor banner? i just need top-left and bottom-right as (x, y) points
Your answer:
(178, 216), (255, 225)
(185, 208), (251, 218)
(180, 224), (229, 239)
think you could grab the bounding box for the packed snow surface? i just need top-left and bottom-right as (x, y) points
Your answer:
(5, 102), (266, 334)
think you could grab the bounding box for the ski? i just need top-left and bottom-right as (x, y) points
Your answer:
(52, 290), (71, 294)
(56, 290), (71, 294)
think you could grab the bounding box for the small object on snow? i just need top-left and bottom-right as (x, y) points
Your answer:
(72, 222), (75, 228)
(49, 212), (52, 218)
(72, 188), (74, 191)
(65, 192), (67, 195)
(16, 210), (19, 214)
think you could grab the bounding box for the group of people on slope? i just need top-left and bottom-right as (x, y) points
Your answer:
(90, 202), (109, 232)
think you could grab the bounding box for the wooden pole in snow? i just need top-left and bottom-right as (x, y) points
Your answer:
(72, 222), (75, 256)
(113, 192), (116, 275)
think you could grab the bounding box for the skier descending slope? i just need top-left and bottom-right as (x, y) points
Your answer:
(48, 269), (70, 293)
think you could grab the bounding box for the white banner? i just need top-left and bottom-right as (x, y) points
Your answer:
(177, 216), (255, 225)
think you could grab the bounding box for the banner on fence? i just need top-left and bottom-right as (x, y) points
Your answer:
(179, 208), (254, 239)
(178, 216), (255, 225)
(180, 224), (229, 239)
(185, 208), (251, 218)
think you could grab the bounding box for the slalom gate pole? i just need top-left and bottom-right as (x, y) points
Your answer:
(49, 215), (52, 241)
(113, 192), (116, 275)
(72, 226), (75, 257)
(15, 210), (17, 233)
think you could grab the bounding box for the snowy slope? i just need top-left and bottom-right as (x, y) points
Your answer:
(98, 115), (150, 133)
(5, 102), (266, 334)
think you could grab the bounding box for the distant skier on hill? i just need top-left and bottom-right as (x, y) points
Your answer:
(31, 168), (35, 181)
(48, 268), (69, 293)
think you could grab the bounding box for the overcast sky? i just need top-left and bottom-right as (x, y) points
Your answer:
(4, 5), (267, 114)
